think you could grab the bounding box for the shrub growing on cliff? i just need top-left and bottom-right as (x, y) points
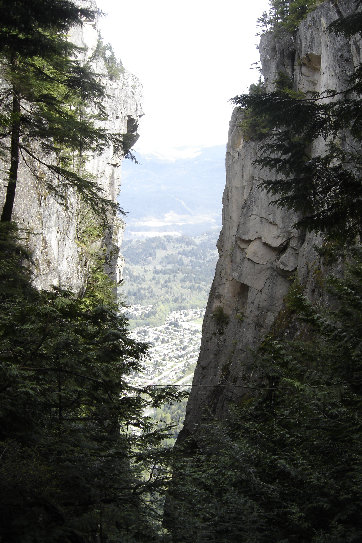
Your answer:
(0, 223), (183, 542)
(167, 249), (362, 542)
(258, 0), (323, 33)
(232, 16), (362, 244)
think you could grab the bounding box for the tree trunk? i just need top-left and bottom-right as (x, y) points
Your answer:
(1, 88), (21, 222)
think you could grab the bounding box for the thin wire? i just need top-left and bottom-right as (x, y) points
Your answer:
(145, 384), (273, 389)
(138, 383), (341, 389)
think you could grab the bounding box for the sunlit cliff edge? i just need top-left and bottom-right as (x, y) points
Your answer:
(0, 11), (143, 292)
(180, 0), (360, 429)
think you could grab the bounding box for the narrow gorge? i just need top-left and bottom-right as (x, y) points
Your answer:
(0, 0), (361, 541)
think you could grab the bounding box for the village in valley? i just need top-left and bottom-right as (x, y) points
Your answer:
(126, 306), (204, 388)
(119, 232), (218, 388)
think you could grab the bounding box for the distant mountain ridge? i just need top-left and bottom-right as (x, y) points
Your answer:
(118, 145), (226, 238)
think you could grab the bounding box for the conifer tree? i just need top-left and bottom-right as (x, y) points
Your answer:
(0, 224), (179, 542)
(167, 2), (362, 541)
(0, 0), (116, 222)
(0, 2), (180, 541)
(232, 0), (362, 243)
(257, 0), (323, 33)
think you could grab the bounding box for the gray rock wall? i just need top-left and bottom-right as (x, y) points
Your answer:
(182, 0), (361, 429)
(0, 12), (142, 292)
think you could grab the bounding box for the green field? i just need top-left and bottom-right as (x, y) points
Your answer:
(120, 232), (218, 326)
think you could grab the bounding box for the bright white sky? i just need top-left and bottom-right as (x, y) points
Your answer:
(98, 0), (270, 160)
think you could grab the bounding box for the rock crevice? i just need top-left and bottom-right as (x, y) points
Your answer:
(0, 15), (142, 292)
(181, 0), (360, 428)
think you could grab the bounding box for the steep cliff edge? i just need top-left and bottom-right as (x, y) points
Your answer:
(181, 0), (360, 430)
(0, 14), (142, 292)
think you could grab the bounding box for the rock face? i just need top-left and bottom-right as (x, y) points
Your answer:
(181, 0), (360, 430)
(0, 12), (142, 292)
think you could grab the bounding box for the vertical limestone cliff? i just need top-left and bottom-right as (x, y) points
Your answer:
(0, 13), (142, 292)
(181, 0), (360, 431)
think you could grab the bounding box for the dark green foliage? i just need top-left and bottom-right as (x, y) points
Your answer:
(232, 52), (361, 243)
(0, 2), (179, 541)
(166, 5), (362, 541)
(0, 224), (180, 542)
(238, 79), (271, 141)
(0, 0), (97, 57)
(92, 37), (125, 81)
(258, 0), (323, 34)
(167, 250), (362, 542)
(329, 0), (362, 37)
(0, 0), (125, 221)
(212, 306), (230, 334)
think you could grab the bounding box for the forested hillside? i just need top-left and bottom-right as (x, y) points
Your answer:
(121, 233), (218, 326)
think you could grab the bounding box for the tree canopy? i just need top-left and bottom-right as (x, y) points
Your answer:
(166, 3), (362, 541)
(257, 0), (323, 33)
(0, 0), (120, 222)
(0, 223), (183, 542)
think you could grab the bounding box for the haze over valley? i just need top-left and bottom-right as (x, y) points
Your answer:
(120, 145), (226, 238)
(119, 148), (223, 424)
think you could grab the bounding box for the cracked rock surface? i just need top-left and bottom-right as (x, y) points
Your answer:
(0, 15), (143, 292)
(181, 0), (361, 428)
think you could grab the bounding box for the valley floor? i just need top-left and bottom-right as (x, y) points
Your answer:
(127, 307), (204, 388)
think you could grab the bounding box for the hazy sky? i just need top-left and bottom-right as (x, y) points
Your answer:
(98, 0), (269, 160)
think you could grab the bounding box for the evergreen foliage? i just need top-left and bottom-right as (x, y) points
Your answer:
(0, 1), (184, 541)
(258, 0), (323, 33)
(166, 3), (362, 541)
(0, 223), (182, 542)
(0, 3), (181, 540)
(232, 6), (362, 243)
(1, 0), (361, 540)
(329, 0), (362, 37)
(92, 36), (125, 81)
(167, 250), (362, 542)
(0, 0), (124, 222)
